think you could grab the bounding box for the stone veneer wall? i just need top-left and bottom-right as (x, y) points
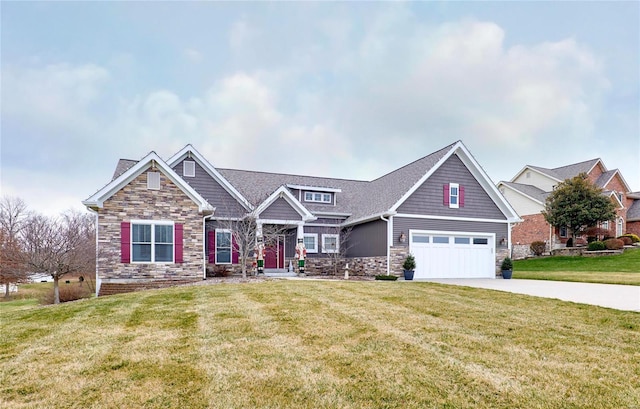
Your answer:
(98, 169), (204, 286)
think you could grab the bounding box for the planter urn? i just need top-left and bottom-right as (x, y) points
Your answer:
(403, 269), (414, 281)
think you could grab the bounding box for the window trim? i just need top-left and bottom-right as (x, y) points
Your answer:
(147, 172), (160, 190)
(183, 160), (196, 177)
(304, 191), (332, 204)
(322, 234), (340, 254)
(130, 220), (174, 264)
(559, 226), (568, 238)
(303, 233), (318, 253)
(449, 183), (459, 209)
(215, 229), (232, 265)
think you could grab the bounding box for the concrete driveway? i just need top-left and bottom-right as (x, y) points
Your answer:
(424, 279), (640, 312)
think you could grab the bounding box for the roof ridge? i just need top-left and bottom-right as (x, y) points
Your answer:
(551, 158), (600, 172)
(218, 167), (369, 183)
(371, 141), (457, 183)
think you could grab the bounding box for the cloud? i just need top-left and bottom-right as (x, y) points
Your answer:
(183, 48), (203, 63)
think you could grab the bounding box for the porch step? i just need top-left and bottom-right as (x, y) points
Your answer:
(264, 269), (297, 278)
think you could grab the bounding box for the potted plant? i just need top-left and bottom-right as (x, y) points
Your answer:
(402, 254), (416, 280)
(501, 257), (513, 279)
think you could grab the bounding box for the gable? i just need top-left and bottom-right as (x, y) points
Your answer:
(498, 184), (544, 216)
(397, 154), (507, 220)
(259, 197), (303, 221)
(172, 158), (245, 218)
(512, 167), (559, 192)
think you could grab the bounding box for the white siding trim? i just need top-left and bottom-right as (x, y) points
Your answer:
(394, 213), (511, 224)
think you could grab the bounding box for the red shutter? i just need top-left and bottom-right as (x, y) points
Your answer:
(174, 223), (183, 263)
(443, 184), (450, 206)
(232, 234), (239, 264)
(121, 222), (131, 263)
(208, 230), (215, 263)
(460, 185), (465, 207)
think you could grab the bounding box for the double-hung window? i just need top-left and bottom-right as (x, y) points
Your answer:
(304, 192), (332, 203)
(303, 233), (318, 253)
(322, 234), (339, 253)
(131, 222), (174, 263)
(449, 183), (460, 208)
(216, 230), (232, 264)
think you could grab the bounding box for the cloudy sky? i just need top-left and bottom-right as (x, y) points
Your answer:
(2, 2), (639, 216)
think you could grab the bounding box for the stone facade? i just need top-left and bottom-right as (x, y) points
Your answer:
(97, 169), (204, 292)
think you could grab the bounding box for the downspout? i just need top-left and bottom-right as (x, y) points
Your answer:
(380, 214), (390, 275)
(203, 213), (215, 279)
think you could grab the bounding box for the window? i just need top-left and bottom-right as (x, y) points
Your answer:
(601, 221), (609, 230)
(322, 234), (339, 253)
(444, 183), (464, 208)
(412, 235), (429, 243)
(449, 183), (459, 208)
(617, 218), (624, 237)
(147, 172), (160, 190)
(303, 233), (318, 253)
(131, 222), (173, 263)
(433, 236), (449, 244)
(304, 191), (332, 203)
(454, 237), (470, 245)
(559, 226), (568, 238)
(216, 230), (232, 264)
(183, 160), (196, 177)
(473, 238), (489, 245)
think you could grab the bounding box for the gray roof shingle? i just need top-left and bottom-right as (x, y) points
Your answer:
(112, 159), (138, 180)
(500, 182), (548, 203)
(627, 199), (640, 221)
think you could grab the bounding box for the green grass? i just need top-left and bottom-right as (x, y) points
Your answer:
(513, 248), (640, 285)
(1, 280), (639, 408)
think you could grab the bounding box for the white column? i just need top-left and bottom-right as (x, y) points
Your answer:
(297, 222), (304, 240)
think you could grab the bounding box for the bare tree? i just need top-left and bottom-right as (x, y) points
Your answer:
(0, 196), (30, 297)
(22, 211), (95, 304)
(321, 226), (354, 276)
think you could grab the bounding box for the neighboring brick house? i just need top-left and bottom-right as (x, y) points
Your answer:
(84, 141), (521, 296)
(497, 158), (638, 258)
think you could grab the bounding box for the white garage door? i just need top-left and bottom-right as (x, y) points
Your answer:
(409, 230), (495, 279)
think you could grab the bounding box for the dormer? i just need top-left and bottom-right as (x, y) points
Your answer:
(286, 184), (342, 206)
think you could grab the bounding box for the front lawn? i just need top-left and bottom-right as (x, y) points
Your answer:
(514, 248), (640, 285)
(1, 280), (638, 408)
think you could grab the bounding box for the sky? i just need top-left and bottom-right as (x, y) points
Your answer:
(1, 1), (639, 216)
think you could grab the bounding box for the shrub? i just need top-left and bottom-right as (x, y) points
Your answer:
(40, 283), (92, 305)
(211, 265), (232, 277)
(566, 238), (574, 247)
(530, 241), (546, 256)
(375, 275), (398, 281)
(501, 257), (513, 271)
(619, 233), (640, 243)
(402, 254), (416, 271)
(619, 236), (633, 246)
(587, 241), (606, 251)
(604, 238), (624, 250)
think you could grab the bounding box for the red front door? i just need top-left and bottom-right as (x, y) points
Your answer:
(264, 236), (285, 269)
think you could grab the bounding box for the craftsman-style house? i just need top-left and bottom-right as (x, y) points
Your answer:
(84, 141), (520, 295)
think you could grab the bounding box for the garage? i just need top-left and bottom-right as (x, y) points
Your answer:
(409, 230), (495, 279)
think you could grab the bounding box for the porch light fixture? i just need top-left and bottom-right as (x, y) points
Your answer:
(399, 232), (406, 243)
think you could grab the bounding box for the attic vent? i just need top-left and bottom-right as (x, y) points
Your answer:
(526, 172), (531, 178)
(183, 160), (196, 177)
(147, 172), (160, 190)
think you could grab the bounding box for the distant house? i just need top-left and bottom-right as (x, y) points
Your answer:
(83, 141), (520, 296)
(498, 158), (639, 258)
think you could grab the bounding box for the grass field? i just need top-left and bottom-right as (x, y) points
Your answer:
(514, 247), (640, 285)
(1, 280), (639, 408)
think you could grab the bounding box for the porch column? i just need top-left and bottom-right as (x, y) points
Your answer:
(296, 222), (304, 240)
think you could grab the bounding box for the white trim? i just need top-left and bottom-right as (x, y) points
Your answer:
(449, 182), (460, 209)
(312, 211), (352, 217)
(130, 220), (175, 264)
(342, 211), (397, 228)
(322, 234), (340, 253)
(254, 186), (316, 222)
(167, 144), (252, 211)
(394, 213), (514, 224)
(83, 151), (214, 214)
(304, 223), (342, 228)
(286, 184), (342, 193)
(183, 160), (196, 177)
(389, 141), (520, 223)
(304, 191), (332, 203)
(215, 229), (232, 265)
(303, 233), (318, 253)
(510, 165), (562, 184)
